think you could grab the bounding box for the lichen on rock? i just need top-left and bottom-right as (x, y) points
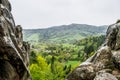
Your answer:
(0, 0), (31, 80)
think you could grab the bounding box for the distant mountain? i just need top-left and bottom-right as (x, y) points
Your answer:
(23, 24), (108, 43)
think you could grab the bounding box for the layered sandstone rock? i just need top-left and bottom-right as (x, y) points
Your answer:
(67, 21), (120, 80)
(0, 0), (31, 80)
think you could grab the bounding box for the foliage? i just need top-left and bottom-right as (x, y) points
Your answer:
(75, 35), (105, 60)
(30, 55), (73, 80)
(30, 56), (51, 80)
(29, 35), (105, 80)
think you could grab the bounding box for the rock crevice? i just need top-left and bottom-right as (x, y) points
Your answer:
(0, 0), (31, 80)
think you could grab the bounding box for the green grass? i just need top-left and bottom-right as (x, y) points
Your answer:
(49, 34), (85, 42)
(66, 61), (80, 70)
(66, 61), (80, 66)
(26, 33), (39, 41)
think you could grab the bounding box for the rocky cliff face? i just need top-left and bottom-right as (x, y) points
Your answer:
(67, 21), (120, 80)
(0, 0), (31, 80)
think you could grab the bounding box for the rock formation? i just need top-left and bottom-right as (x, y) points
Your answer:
(67, 21), (120, 80)
(0, 0), (31, 80)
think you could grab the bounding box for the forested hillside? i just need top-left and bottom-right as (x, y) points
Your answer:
(23, 24), (107, 43)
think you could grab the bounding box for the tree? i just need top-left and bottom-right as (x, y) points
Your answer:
(30, 50), (37, 64)
(30, 56), (52, 80)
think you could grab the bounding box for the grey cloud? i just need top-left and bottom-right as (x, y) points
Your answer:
(9, 0), (120, 29)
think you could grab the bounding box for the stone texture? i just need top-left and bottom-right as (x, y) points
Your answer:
(94, 72), (118, 80)
(112, 51), (120, 69)
(67, 21), (120, 80)
(67, 62), (95, 80)
(0, 0), (31, 80)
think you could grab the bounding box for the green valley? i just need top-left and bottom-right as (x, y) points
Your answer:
(23, 24), (107, 80)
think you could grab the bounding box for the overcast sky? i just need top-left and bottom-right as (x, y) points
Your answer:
(9, 0), (120, 29)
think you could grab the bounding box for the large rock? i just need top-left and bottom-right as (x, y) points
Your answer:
(66, 62), (95, 80)
(67, 21), (120, 80)
(0, 0), (31, 80)
(106, 22), (120, 50)
(67, 46), (114, 80)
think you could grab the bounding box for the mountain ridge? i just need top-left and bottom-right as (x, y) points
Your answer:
(23, 24), (108, 43)
(23, 23), (107, 29)
(23, 24), (108, 31)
